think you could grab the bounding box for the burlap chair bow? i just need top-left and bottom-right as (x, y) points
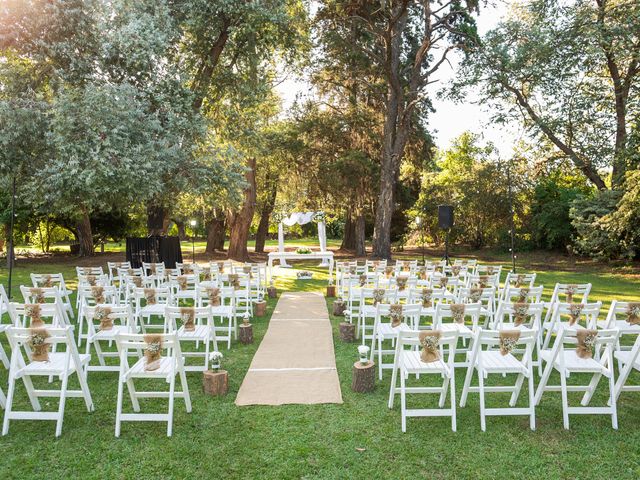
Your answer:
(625, 303), (640, 325)
(349, 266), (357, 275)
(40, 274), (53, 288)
(217, 262), (225, 273)
(396, 276), (408, 291)
(487, 266), (495, 275)
(417, 266), (427, 280)
(477, 275), (489, 289)
(451, 265), (461, 276)
(568, 303), (584, 326)
(359, 274), (367, 287)
(499, 330), (520, 356)
(451, 304), (466, 324)
(183, 265), (194, 275)
(207, 287), (221, 306)
(26, 304), (43, 327)
(150, 264), (157, 275)
(144, 288), (157, 305)
(421, 288), (433, 308)
(28, 328), (51, 362)
(576, 329), (598, 359)
(439, 276), (449, 288)
(373, 288), (385, 305)
(95, 306), (113, 331)
(385, 266), (393, 278)
(180, 308), (196, 332)
(565, 284), (578, 303)
(87, 275), (97, 286)
(513, 303), (530, 326)
(390, 304), (403, 327)
(242, 266), (253, 278)
(228, 274), (240, 289)
(177, 276), (188, 291)
(30, 288), (46, 304)
(91, 285), (105, 304)
(517, 287), (530, 304)
(469, 288), (483, 303)
(514, 274), (525, 288)
(132, 277), (143, 288)
(419, 331), (442, 363)
(143, 334), (163, 371)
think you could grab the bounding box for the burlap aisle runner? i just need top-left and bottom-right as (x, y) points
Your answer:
(235, 291), (343, 406)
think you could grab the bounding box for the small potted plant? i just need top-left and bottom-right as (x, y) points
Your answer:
(296, 270), (314, 280)
(204, 351), (228, 396)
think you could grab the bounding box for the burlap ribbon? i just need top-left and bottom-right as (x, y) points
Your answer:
(127, 268), (135, 276)
(30, 288), (46, 304)
(421, 288), (433, 308)
(477, 275), (489, 288)
(183, 264), (194, 275)
(95, 306), (113, 330)
(469, 288), (482, 303)
(180, 307), (196, 332)
(144, 288), (157, 305)
(419, 331), (441, 363)
(217, 262), (225, 273)
(568, 303), (584, 326)
(514, 274), (525, 288)
(565, 284), (578, 303)
(385, 266), (393, 278)
(451, 304), (466, 324)
(349, 266), (357, 275)
(390, 304), (403, 327)
(513, 303), (530, 326)
(207, 287), (221, 306)
(372, 260), (380, 269)
(373, 288), (385, 305)
(92, 285), (105, 304)
(150, 264), (157, 275)
(487, 266), (495, 275)
(451, 265), (461, 276)
(625, 303), (640, 325)
(26, 304), (43, 327)
(87, 275), (97, 286)
(143, 334), (163, 371)
(417, 266), (427, 280)
(28, 328), (51, 362)
(576, 329), (598, 359)
(40, 274), (53, 288)
(228, 273), (240, 289)
(396, 276), (408, 291)
(517, 287), (530, 303)
(439, 276), (449, 288)
(242, 266), (253, 278)
(177, 275), (188, 291)
(359, 274), (367, 287)
(499, 330), (521, 356)
(132, 277), (143, 288)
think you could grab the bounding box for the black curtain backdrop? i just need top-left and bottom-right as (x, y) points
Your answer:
(126, 236), (183, 268)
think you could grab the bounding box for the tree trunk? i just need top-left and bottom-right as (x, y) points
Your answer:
(255, 183), (277, 253)
(355, 212), (366, 257)
(340, 210), (356, 251)
(227, 158), (257, 261)
(4, 223), (14, 268)
(176, 220), (187, 241)
(76, 210), (94, 257)
(205, 211), (226, 253)
(147, 203), (169, 236)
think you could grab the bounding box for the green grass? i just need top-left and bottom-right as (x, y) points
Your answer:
(0, 257), (639, 479)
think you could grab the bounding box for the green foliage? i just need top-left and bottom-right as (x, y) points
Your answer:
(603, 169), (640, 258)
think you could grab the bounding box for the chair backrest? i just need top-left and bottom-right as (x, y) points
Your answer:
(549, 283), (592, 305)
(549, 301), (602, 329)
(467, 273), (501, 290)
(501, 285), (544, 304)
(84, 304), (135, 333)
(434, 302), (482, 327)
(20, 285), (62, 304)
(457, 286), (496, 306)
(142, 262), (166, 278)
(175, 262), (200, 276)
(196, 285), (234, 307)
(407, 287), (448, 309)
(550, 327), (618, 367)
(107, 262), (131, 280)
(396, 329), (459, 365)
(167, 273), (198, 292)
(375, 303), (422, 329)
(164, 306), (212, 332)
(77, 285), (119, 306)
(9, 302), (67, 327)
(0, 284), (11, 320)
(78, 273), (110, 288)
(133, 287), (171, 310)
(475, 264), (502, 276)
(603, 300), (640, 329)
(115, 332), (183, 367)
(358, 287), (398, 308)
(30, 273), (67, 290)
(504, 272), (537, 289)
(494, 301), (545, 329)
(5, 325), (82, 366)
(470, 327), (537, 365)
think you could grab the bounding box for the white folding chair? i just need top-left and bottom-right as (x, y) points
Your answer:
(433, 302), (482, 367)
(535, 327), (619, 429)
(457, 286), (496, 327)
(501, 272), (537, 300)
(460, 328), (538, 431)
(77, 284), (119, 346)
(542, 301), (602, 350)
(133, 287), (171, 332)
(2, 326), (93, 437)
(30, 273), (74, 319)
(114, 332), (191, 437)
(542, 283), (592, 325)
(613, 333), (640, 403)
(493, 301), (545, 371)
(85, 305), (138, 372)
(167, 273), (198, 306)
(108, 261), (132, 285)
(142, 262), (167, 287)
(196, 285), (235, 349)
(164, 306), (218, 371)
(352, 287), (398, 343)
(388, 329), (459, 432)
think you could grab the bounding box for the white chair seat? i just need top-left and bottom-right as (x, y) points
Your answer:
(174, 291), (196, 299)
(377, 323), (410, 338)
(177, 325), (209, 339)
(543, 321), (585, 332)
(597, 320), (640, 335)
(439, 323), (472, 336)
(400, 350), (450, 375)
(471, 350), (527, 374)
(139, 304), (167, 316)
(540, 350), (604, 373)
(211, 306), (233, 316)
(614, 350), (640, 369)
(21, 352), (91, 375)
(420, 307), (436, 317)
(126, 357), (174, 378)
(93, 325), (133, 340)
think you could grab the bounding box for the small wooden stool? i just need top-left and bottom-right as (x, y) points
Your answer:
(255, 301), (267, 317)
(339, 322), (356, 342)
(267, 286), (277, 298)
(203, 370), (228, 396)
(333, 300), (345, 316)
(352, 361), (375, 393)
(239, 323), (253, 344)
(326, 285), (336, 297)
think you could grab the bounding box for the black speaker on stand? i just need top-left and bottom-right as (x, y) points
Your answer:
(438, 205), (454, 265)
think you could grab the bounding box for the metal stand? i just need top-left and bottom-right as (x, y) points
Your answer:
(7, 175), (16, 299)
(442, 229), (450, 266)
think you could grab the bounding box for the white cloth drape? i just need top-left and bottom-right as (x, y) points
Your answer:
(282, 211), (316, 226)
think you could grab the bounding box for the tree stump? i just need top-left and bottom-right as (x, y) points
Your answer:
(333, 300), (346, 316)
(203, 370), (228, 396)
(326, 285), (336, 298)
(351, 361), (375, 393)
(255, 301), (267, 317)
(267, 286), (277, 298)
(339, 322), (356, 342)
(239, 323), (253, 344)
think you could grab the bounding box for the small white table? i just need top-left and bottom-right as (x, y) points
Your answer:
(267, 251), (334, 281)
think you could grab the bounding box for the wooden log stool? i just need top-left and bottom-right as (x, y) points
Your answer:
(339, 322), (356, 342)
(351, 361), (375, 393)
(267, 286), (277, 299)
(239, 323), (254, 344)
(332, 299), (345, 316)
(255, 300), (267, 317)
(326, 285), (336, 298)
(203, 370), (228, 396)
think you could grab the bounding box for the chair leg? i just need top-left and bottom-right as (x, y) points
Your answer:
(528, 372), (536, 431)
(400, 368), (407, 433)
(510, 373), (525, 407)
(534, 362), (554, 406)
(377, 336), (383, 381)
(115, 376), (125, 437)
(460, 364), (474, 407)
(450, 373), (457, 432)
(388, 365), (398, 409)
(581, 372), (602, 406)
(478, 371), (486, 432)
(560, 371), (570, 430)
(167, 374), (176, 437)
(2, 375), (17, 435)
(55, 372), (70, 437)
(608, 372), (618, 430)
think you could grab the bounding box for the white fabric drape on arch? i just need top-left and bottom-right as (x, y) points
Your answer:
(277, 211), (328, 266)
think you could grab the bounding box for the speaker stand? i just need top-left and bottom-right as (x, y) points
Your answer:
(441, 230), (450, 266)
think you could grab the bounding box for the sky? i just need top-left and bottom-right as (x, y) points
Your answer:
(275, 1), (520, 157)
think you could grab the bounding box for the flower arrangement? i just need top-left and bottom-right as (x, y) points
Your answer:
(296, 247), (313, 254)
(210, 351), (223, 371)
(626, 303), (640, 325)
(28, 329), (51, 362)
(357, 345), (369, 365)
(296, 270), (313, 279)
(312, 211), (326, 223)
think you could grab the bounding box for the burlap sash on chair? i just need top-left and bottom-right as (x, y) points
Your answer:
(144, 334), (163, 371)
(385, 266), (393, 278)
(396, 276), (408, 291)
(514, 274), (525, 288)
(228, 273), (240, 289)
(144, 288), (157, 305)
(40, 274), (53, 288)
(95, 306), (113, 330)
(439, 276), (449, 288)
(625, 303), (640, 325)
(150, 264), (157, 275)
(217, 262), (225, 274)
(30, 288), (46, 304)
(390, 304), (403, 327)
(513, 303), (530, 326)
(568, 303), (584, 326)
(451, 265), (461, 276)
(419, 330), (441, 363)
(92, 285), (105, 304)
(576, 329), (598, 359)
(373, 289), (385, 306)
(421, 288), (433, 308)
(207, 287), (221, 306)
(28, 327), (51, 362)
(451, 304), (466, 324)
(127, 268), (135, 276)
(417, 266), (427, 280)
(87, 275), (97, 286)
(177, 275), (188, 291)
(183, 264), (194, 275)
(469, 288), (483, 303)
(499, 330), (521, 356)
(132, 276), (143, 288)
(349, 266), (357, 275)
(242, 266), (253, 278)
(487, 266), (495, 275)
(26, 304), (44, 327)
(565, 284), (578, 303)
(359, 274), (367, 287)
(517, 287), (530, 303)
(478, 275), (489, 288)
(180, 308), (196, 332)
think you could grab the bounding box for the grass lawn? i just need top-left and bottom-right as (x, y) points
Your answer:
(0, 256), (639, 479)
